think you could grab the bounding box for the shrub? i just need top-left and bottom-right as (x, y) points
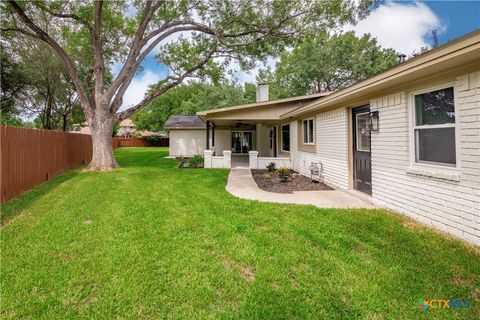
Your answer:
(146, 136), (160, 144)
(262, 173), (272, 180)
(266, 162), (276, 172)
(186, 155), (204, 168)
(277, 167), (290, 182)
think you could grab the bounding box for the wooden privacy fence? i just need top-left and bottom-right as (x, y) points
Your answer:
(113, 137), (169, 147)
(0, 126), (93, 203)
(0, 126), (169, 203)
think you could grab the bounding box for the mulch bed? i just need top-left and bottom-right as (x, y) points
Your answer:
(176, 157), (204, 168)
(251, 169), (334, 194)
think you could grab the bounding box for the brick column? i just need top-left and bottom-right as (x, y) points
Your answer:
(249, 151), (258, 169)
(223, 150), (231, 168)
(204, 150), (213, 168)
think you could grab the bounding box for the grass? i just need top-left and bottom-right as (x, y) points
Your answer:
(1, 147), (479, 319)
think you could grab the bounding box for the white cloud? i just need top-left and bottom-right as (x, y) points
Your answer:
(227, 57), (278, 84)
(119, 70), (166, 111)
(344, 1), (444, 54)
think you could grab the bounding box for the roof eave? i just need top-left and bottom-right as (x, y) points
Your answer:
(165, 127), (206, 130)
(196, 92), (333, 117)
(280, 29), (480, 119)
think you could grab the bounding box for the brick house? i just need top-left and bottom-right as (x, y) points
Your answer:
(168, 30), (480, 245)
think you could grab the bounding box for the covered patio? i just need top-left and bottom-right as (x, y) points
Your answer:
(197, 86), (329, 169)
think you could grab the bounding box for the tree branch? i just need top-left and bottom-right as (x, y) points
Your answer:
(117, 49), (216, 120)
(93, 0), (105, 98)
(1, 27), (42, 40)
(105, 1), (161, 101)
(31, 2), (93, 31)
(6, 0), (92, 115)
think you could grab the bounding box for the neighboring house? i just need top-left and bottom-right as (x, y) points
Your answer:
(72, 119), (165, 137)
(118, 119), (135, 137)
(70, 123), (91, 135)
(169, 30), (480, 245)
(164, 115), (206, 157)
(118, 119), (166, 137)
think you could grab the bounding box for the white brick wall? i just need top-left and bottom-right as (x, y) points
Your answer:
(290, 108), (349, 190)
(370, 71), (480, 246)
(204, 150), (231, 168)
(256, 157), (291, 169)
(211, 156), (225, 168)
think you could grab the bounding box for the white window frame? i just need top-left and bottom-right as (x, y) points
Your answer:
(281, 124), (290, 153)
(355, 112), (371, 152)
(409, 83), (460, 171)
(302, 118), (315, 145)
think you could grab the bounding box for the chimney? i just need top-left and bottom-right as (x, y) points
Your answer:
(256, 84), (269, 102)
(398, 54), (407, 63)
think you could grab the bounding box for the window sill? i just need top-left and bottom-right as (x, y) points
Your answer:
(406, 166), (461, 182)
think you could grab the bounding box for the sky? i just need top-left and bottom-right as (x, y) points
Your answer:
(117, 0), (480, 110)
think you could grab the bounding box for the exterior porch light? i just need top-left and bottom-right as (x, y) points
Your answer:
(369, 111), (379, 131)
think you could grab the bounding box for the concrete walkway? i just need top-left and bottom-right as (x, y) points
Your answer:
(226, 168), (373, 209)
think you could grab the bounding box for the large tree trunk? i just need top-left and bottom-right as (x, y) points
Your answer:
(87, 109), (118, 171)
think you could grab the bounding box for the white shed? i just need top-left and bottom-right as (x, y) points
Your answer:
(165, 115), (206, 157)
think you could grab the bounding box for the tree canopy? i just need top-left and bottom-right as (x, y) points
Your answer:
(0, 40), (85, 130)
(258, 31), (399, 99)
(132, 81), (255, 132)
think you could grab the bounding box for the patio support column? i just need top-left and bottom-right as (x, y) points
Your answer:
(256, 123), (262, 156)
(212, 124), (215, 148)
(206, 120), (210, 150)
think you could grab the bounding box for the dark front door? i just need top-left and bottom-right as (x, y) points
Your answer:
(352, 106), (372, 195)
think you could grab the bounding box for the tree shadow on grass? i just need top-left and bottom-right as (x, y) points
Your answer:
(1, 169), (81, 226)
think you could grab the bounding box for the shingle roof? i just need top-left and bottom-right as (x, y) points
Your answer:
(164, 115), (206, 129)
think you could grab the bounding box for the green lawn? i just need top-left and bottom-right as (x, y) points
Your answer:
(1, 147), (479, 319)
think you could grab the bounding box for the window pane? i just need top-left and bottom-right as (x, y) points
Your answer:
(416, 128), (456, 165)
(269, 129), (273, 148)
(282, 125), (290, 151)
(303, 121), (308, 143)
(356, 113), (370, 152)
(415, 87), (454, 126)
(308, 120), (314, 143)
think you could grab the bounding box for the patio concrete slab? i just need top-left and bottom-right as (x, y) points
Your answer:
(226, 168), (374, 208)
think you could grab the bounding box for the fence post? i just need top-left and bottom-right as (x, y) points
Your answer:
(204, 150), (213, 168)
(223, 150), (231, 168)
(248, 151), (258, 169)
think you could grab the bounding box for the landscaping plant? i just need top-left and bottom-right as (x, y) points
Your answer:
(278, 167), (290, 182)
(188, 155), (204, 168)
(262, 173), (272, 181)
(266, 162), (277, 172)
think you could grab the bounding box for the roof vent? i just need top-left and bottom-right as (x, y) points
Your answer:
(256, 84), (269, 102)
